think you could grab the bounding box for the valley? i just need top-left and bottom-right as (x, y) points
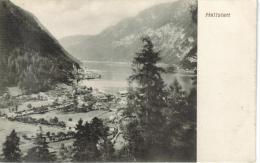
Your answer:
(0, 0), (197, 161)
(0, 60), (195, 158)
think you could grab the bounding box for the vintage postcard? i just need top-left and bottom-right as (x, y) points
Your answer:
(0, 0), (256, 162)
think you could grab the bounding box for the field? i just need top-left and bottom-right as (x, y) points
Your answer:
(0, 118), (66, 155)
(29, 110), (114, 128)
(0, 109), (116, 157)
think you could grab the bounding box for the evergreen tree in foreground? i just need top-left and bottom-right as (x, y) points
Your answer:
(124, 37), (197, 161)
(125, 36), (172, 161)
(2, 130), (21, 162)
(99, 138), (115, 161)
(72, 118), (113, 161)
(59, 143), (68, 161)
(25, 132), (56, 162)
(72, 119), (99, 161)
(128, 36), (166, 123)
(163, 80), (196, 161)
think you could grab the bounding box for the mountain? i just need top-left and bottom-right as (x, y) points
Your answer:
(0, 0), (80, 93)
(60, 0), (197, 68)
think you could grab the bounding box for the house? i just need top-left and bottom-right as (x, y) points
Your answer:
(93, 102), (109, 110)
(119, 90), (128, 97)
(98, 95), (109, 102)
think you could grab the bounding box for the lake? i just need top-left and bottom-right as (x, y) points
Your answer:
(79, 61), (196, 94)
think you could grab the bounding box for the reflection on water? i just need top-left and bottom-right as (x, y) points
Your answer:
(79, 61), (196, 94)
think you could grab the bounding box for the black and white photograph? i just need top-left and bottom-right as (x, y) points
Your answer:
(0, 0), (197, 161)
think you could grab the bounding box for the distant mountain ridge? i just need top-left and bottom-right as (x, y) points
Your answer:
(60, 0), (197, 68)
(0, 0), (79, 93)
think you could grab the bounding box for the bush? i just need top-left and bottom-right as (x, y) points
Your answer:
(50, 117), (59, 124)
(27, 103), (32, 109)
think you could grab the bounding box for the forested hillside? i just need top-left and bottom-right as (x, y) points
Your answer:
(0, 0), (79, 93)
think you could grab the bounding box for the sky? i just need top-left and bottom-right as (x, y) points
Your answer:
(11, 0), (176, 39)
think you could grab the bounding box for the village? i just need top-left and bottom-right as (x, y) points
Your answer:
(0, 70), (129, 157)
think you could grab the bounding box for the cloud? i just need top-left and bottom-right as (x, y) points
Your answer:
(11, 0), (176, 38)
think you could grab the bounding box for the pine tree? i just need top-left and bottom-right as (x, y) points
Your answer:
(124, 119), (145, 161)
(185, 87), (197, 160)
(167, 79), (187, 110)
(100, 138), (115, 161)
(128, 36), (166, 121)
(25, 133), (56, 162)
(91, 117), (107, 141)
(72, 118), (114, 161)
(59, 143), (69, 161)
(2, 130), (21, 162)
(72, 119), (100, 161)
(163, 80), (196, 161)
(125, 36), (169, 160)
(92, 117), (115, 161)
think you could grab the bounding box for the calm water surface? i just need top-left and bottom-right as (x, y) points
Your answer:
(79, 61), (195, 94)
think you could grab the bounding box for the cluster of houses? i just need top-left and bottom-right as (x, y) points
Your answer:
(56, 85), (117, 112)
(4, 105), (49, 118)
(45, 131), (75, 143)
(23, 131), (75, 143)
(0, 89), (49, 102)
(16, 92), (49, 101)
(7, 115), (66, 128)
(78, 67), (101, 80)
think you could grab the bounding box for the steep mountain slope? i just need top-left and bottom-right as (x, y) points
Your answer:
(0, 0), (79, 93)
(60, 0), (197, 67)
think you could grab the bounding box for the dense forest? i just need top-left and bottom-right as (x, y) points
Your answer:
(0, 0), (79, 94)
(1, 48), (76, 93)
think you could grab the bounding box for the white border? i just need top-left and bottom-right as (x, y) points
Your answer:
(257, 0), (259, 162)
